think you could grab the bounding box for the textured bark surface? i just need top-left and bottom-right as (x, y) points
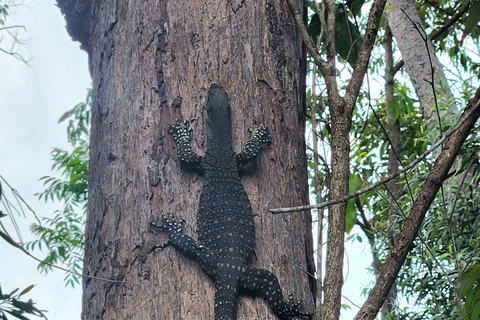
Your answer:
(57, 0), (315, 319)
(386, 0), (455, 128)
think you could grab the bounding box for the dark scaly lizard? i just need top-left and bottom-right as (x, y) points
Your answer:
(151, 84), (311, 320)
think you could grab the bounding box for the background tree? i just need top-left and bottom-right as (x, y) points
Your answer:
(296, 0), (480, 319)
(56, 0), (315, 319)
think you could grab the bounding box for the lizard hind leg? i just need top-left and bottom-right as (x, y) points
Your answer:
(239, 267), (312, 320)
(150, 213), (218, 272)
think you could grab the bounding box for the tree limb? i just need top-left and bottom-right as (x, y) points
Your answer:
(285, 0), (340, 100)
(271, 110), (466, 214)
(285, 0), (328, 74)
(344, 0), (387, 109)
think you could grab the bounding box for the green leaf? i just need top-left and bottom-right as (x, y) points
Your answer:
(345, 199), (357, 234)
(0, 231), (21, 249)
(461, 264), (480, 297)
(307, 12), (322, 45)
(7, 287), (19, 297)
(307, 6), (363, 66)
(341, 303), (351, 310)
(18, 285), (35, 298)
(388, 98), (400, 124)
(462, 2), (480, 45)
(347, 0), (365, 16)
(4, 309), (31, 320)
(471, 292), (480, 320)
(349, 174), (363, 194)
(335, 8), (363, 66)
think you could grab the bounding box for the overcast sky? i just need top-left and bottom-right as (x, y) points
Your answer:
(0, 0), (90, 318)
(0, 1), (374, 319)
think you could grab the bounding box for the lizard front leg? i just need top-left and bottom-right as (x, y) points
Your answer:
(169, 119), (204, 172)
(236, 124), (272, 170)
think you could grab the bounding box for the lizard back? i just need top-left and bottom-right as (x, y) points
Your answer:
(197, 84), (255, 266)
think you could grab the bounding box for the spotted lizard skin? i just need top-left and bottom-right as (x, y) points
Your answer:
(152, 84), (311, 320)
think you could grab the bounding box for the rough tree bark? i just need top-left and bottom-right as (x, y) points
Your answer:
(56, 0), (315, 319)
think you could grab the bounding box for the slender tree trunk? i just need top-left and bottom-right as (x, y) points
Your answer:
(57, 0), (315, 319)
(386, 0), (455, 129)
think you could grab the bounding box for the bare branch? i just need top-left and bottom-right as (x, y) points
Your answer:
(285, 0), (341, 100)
(344, 0), (387, 109)
(271, 107), (469, 214)
(0, 25), (26, 31)
(285, 0), (328, 73)
(0, 226), (123, 284)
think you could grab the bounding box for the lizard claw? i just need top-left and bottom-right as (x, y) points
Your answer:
(282, 293), (312, 319)
(254, 124), (272, 146)
(169, 119), (193, 142)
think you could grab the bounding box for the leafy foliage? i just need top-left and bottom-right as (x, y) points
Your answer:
(25, 89), (91, 287)
(416, 0), (480, 77)
(461, 264), (480, 320)
(461, 1), (480, 45)
(0, 284), (47, 320)
(307, 3), (364, 66)
(305, 1), (480, 318)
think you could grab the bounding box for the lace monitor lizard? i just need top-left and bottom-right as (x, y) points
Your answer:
(151, 84), (311, 320)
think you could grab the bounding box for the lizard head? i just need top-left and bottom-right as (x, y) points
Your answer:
(206, 84), (232, 141)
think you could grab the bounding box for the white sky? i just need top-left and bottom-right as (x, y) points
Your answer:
(0, 1), (374, 319)
(0, 0), (90, 319)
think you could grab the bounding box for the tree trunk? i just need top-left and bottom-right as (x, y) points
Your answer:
(386, 0), (455, 129)
(56, 0), (315, 319)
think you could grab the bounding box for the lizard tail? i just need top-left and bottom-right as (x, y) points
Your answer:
(214, 268), (241, 320)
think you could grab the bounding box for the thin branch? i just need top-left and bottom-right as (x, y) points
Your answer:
(271, 105), (472, 214)
(0, 25), (26, 31)
(401, 8), (444, 135)
(285, 0), (328, 73)
(0, 174), (42, 226)
(285, 0), (340, 100)
(311, 61), (324, 316)
(0, 225), (123, 284)
(0, 46), (29, 64)
(447, 157), (476, 317)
